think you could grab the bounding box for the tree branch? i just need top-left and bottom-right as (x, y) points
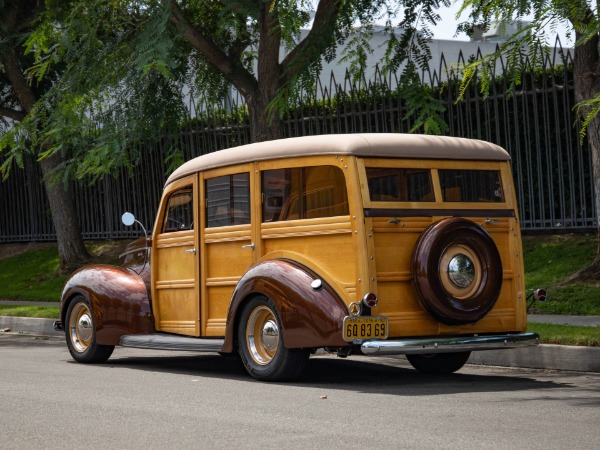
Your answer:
(168, 1), (257, 97)
(280, 0), (343, 84)
(0, 106), (26, 122)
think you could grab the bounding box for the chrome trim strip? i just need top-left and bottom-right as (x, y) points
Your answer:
(120, 334), (224, 352)
(361, 332), (539, 356)
(364, 208), (516, 218)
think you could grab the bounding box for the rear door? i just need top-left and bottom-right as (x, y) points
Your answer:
(200, 165), (254, 336)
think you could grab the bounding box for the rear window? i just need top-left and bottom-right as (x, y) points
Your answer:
(439, 170), (504, 203)
(366, 168), (434, 202)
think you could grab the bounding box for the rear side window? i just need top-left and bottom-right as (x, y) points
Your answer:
(162, 187), (194, 232)
(206, 173), (251, 227)
(366, 168), (434, 202)
(439, 170), (504, 203)
(262, 166), (349, 222)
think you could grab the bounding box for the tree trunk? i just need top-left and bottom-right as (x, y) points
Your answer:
(571, 24), (600, 278)
(246, 2), (284, 143)
(38, 153), (90, 270)
(1, 38), (89, 269)
(247, 91), (284, 142)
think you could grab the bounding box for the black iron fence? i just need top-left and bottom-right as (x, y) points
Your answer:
(0, 42), (595, 242)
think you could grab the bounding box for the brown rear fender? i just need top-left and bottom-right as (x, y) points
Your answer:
(221, 259), (349, 353)
(60, 265), (155, 346)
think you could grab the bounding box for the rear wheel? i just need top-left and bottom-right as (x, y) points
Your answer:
(65, 296), (114, 364)
(406, 352), (471, 374)
(237, 296), (309, 381)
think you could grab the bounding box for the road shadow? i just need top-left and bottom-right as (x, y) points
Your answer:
(94, 350), (598, 398)
(6, 333), (597, 400)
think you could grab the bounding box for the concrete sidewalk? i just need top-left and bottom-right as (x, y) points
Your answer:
(1, 312), (599, 373)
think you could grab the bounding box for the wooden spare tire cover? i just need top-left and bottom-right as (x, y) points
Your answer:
(412, 218), (503, 325)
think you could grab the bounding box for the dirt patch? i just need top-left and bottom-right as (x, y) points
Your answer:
(0, 240), (133, 263)
(0, 242), (56, 261)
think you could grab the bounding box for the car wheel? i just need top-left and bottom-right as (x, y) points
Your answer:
(412, 218), (503, 325)
(237, 296), (309, 381)
(65, 296), (114, 363)
(406, 352), (471, 374)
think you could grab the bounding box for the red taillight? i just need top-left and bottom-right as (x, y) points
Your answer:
(362, 292), (378, 308)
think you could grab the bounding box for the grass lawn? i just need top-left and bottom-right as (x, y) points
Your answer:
(0, 240), (126, 303)
(523, 234), (600, 315)
(0, 305), (59, 319)
(527, 322), (600, 347)
(0, 247), (67, 302)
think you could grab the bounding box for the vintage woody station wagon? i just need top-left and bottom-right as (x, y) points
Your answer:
(56, 133), (542, 381)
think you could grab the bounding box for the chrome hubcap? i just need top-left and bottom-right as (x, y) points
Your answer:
(440, 244), (482, 299)
(69, 302), (93, 353)
(447, 254), (476, 289)
(246, 305), (280, 365)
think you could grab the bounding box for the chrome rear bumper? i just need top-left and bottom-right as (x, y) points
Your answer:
(361, 332), (539, 356)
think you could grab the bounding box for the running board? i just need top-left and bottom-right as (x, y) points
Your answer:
(120, 334), (225, 352)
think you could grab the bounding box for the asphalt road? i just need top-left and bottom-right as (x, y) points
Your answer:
(2, 333), (599, 450)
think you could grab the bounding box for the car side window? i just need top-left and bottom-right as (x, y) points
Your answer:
(262, 166), (349, 222)
(162, 187), (194, 233)
(206, 173), (251, 227)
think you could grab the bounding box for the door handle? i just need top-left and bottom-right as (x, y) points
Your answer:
(184, 248), (197, 255)
(241, 243), (255, 251)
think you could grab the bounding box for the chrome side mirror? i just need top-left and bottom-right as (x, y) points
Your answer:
(121, 211), (150, 274)
(121, 211), (149, 243)
(122, 212), (136, 226)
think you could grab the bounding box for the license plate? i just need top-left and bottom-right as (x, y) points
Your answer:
(343, 316), (388, 341)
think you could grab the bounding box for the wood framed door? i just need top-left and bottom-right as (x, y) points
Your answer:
(151, 175), (200, 336)
(200, 166), (255, 336)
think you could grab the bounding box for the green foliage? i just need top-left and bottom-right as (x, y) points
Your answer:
(1, 1), (461, 186)
(578, 91), (600, 141)
(456, 0), (600, 132)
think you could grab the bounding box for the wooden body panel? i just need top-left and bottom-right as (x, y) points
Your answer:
(203, 225), (254, 336)
(360, 159), (526, 337)
(145, 147), (525, 345)
(151, 177), (200, 336)
(370, 216), (525, 337)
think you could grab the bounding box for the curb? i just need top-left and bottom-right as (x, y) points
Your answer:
(2, 316), (599, 373)
(0, 316), (63, 337)
(468, 345), (600, 372)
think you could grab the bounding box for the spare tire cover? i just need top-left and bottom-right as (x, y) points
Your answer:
(412, 217), (503, 325)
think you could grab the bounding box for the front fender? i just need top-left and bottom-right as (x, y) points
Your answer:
(60, 264), (155, 346)
(221, 259), (349, 353)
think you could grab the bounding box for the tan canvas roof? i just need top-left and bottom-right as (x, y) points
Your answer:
(166, 133), (510, 186)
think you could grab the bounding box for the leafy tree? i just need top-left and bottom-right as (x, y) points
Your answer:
(0, 0), (89, 269)
(457, 0), (600, 278)
(16, 0), (449, 180)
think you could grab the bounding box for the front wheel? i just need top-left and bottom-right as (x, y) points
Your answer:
(65, 296), (114, 364)
(237, 296), (309, 381)
(406, 352), (471, 374)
